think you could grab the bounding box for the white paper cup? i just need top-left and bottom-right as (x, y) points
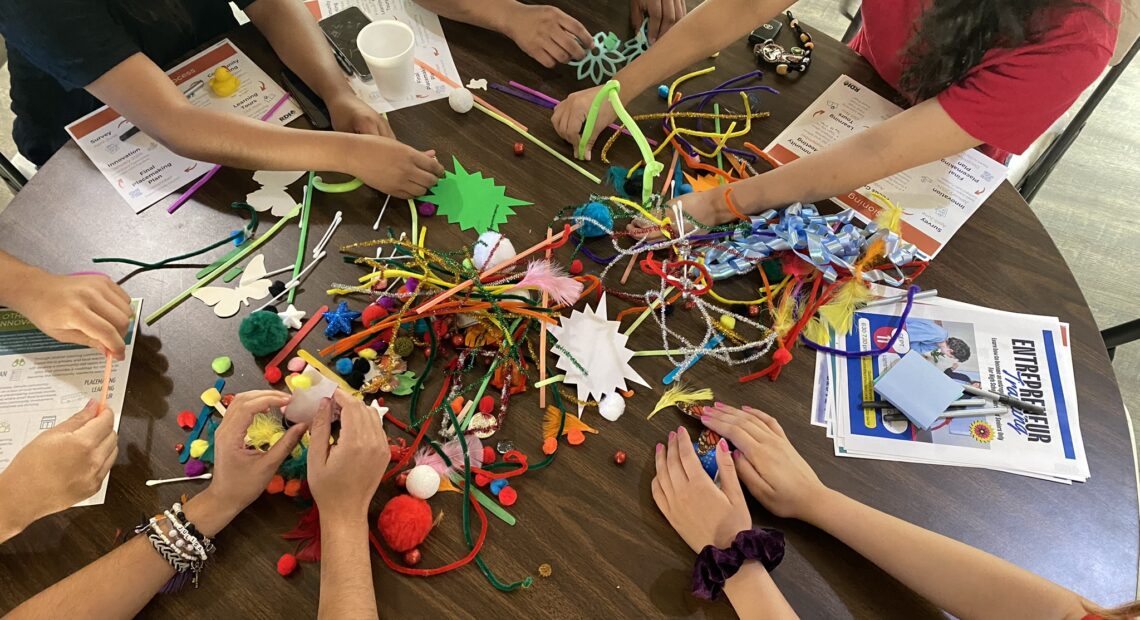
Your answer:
(357, 20), (415, 100)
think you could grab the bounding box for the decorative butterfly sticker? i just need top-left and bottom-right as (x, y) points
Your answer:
(192, 254), (273, 318)
(247, 170), (306, 217)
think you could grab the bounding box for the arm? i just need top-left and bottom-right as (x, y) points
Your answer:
(414, 0), (592, 68)
(307, 391), (391, 619)
(243, 0), (393, 137)
(85, 55), (443, 198)
(677, 98), (982, 226)
(702, 403), (1092, 620)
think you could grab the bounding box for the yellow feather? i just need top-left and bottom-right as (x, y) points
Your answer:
(244, 412), (285, 451)
(804, 316), (830, 344)
(543, 406), (598, 439)
(773, 289), (796, 338)
(647, 383), (715, 419)
(871, 191), (904, 233)
(818, 279), (873, 336)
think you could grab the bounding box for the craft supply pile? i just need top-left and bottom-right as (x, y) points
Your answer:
(31, 36), (1089, 594)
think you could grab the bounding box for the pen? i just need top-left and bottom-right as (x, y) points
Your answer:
(862, 398), (987, 409)
(883, 405), (1010, 422)
(961, 383), (1046, 414)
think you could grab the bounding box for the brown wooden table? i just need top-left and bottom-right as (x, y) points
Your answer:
(1, 3), (1136, 617)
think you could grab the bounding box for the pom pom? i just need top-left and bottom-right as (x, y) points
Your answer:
(287, 357), (307, 372)
(266, 475), (285, 494)
(542, 405), (598, 443)
(291, 374), (312, 390)
(472, 231), (516, 271)
(510, 260), (584, 306)
(448, 87), (474, 113)
(283, 479), (303, 497)
(378, 495), (433, 552)
(264, 366), (283, 383)
(573, 201), (614, 238)
(568, 259), (584, 275)
(482, 446), (497, 464)
(489, 479), (508, 496)
(185, 459), (206, 477)
(498, 486), (518, 506)
(176, 410), (197, 430)
(276, 553), (298, 576)
(211, 356), (232, 374)
(362, 303), (388, 328)
(189, 439), (209, 459)
(405, 465), (441, 500)
(335, 358), (353, 375)
(606, 166), (632, 198)
(239, 311), (289, 357)
(474, 473), (491, 487)
(648, 383), (714, 419)
(417, 201), (437, 217)
(478, 396), (495, 415)
(598, 393), (626, 421)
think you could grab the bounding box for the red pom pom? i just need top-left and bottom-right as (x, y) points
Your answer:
(474, 473), (491, 487)
(395, 470), (409, 488)
(221, 393), (235, 407)
(362, 303), (389, 328)
(266, 475), (285, 494)
(498, 486), (518, 506)
(176, 410), (197, 430)
(403, 548), (422, 566)
(772, 347), (792, 366)
(569, 259), (584, 275)
(283, 479), (303, 497)
(276, 553), (298, 576)
(478, 396), (494, 415)
(264, 366), (283, 384)
(481, 446), (497, 464)
(377, 495), (433, 552)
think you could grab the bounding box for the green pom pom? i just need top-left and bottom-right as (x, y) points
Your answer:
(239, 311), (289, 357)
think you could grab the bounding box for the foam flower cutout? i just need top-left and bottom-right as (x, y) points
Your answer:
(569, 32), (627, 85)
(620, 20), (650, 64)
(546, 294), (648, 416)
(419, 157), (531, 233)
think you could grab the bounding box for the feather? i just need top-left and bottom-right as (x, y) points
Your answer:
(414, 435), (483, 475)
(773, 287), (797, 337)
(244, 412), (285, 451)
(543, 405), (598, 439)
(872, 192), (904, 233)
(817, 278), (873, 336)
(803, 316), (830, 344)
(510, 260), (583, 306)
(282, 505), (322, 562)
(647, 383), (715, 419)
(607, 166), (631, 197)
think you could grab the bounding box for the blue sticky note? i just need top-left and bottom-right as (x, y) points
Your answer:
(874, 351), (963, 430)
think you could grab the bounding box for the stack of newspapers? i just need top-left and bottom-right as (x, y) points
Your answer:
(810, 296), (1089, 483)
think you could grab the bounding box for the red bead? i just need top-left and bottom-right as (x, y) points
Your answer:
(569, 259), (584, 275)
(276, 553), (298, 576)
(450, 334), (465, 348)
(221, 393), (235, 407)
(748, 304), (761, 317)
(176, 410), (197, 430)
(423, 347), (431, 359)
(614, 451), (627, 465)
(478, 396), (494, 415)
(512, 142), (525, 156)
(264, 366), (283, 384)
(174, 443), (184, 452)
(474, 473), (491, 487)
(395, 470), (409, 488)
(498, 486), (518, 506)
(403, 548), (423, 566)
(482, 446), (497, 464)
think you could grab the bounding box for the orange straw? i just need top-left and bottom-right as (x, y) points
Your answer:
(97, 352), (113, 413)
(414, 60), (527, 132)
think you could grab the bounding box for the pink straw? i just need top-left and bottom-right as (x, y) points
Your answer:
(167, 92), (293, 214)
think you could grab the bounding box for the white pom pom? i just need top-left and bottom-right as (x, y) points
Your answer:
(448, 88), (474, 113)
(405, 465), (441, 500)
(598, 393), (626, 421)
(472, 231), (516, 271)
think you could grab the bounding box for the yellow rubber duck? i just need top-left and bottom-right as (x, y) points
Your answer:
(209, 67), (241, 97)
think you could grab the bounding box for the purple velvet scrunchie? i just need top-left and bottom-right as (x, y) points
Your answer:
(691, 528), (785, 600)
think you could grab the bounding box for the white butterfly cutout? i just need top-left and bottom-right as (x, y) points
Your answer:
(192, 254), (273, 318)
(247, 170), (306, 217)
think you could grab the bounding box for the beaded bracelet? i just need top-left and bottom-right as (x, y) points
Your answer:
(691, 528), (786, 600)
(136, 503), (217, 590)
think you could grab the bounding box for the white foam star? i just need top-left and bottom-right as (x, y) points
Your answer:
(278, 304), (307, 330)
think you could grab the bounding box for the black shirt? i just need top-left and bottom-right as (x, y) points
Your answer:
(0, 0), (256, 166)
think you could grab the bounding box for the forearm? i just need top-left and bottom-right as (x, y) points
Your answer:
(0, 251), (43, 310)
(0, 471), (38, 543)
(4, 490), (238, 619)
(614, 0), (791, 99)
(804, 489), (1089, 620)
(318, 514), (378, 620)
(413, 0), (515, 33)
(247, 0), (356, 104)
(722, 561), (798, 619)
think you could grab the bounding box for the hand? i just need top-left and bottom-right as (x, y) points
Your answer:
(502, 4), (593, 68)
(207, 391), (307, 516)
(6, 272), (131, 360)
(552, 85), (612, 161)
(328, 94), (396, 139)
(700, 403), (827, 520)
(631, 0), (688, 43)
(625, 189), (731, 240)
(0, 400), (117, 539)
(347, 136), (445, 199)
(652, 425), (752, 553)
(307, 390), (391, 519)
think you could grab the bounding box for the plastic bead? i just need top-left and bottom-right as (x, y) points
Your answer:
(657, 84), (669, 99)
(174, 442), (184, 453)
(614, 451), (627, 465)
(513, 142), (525, 156)
(403, 548), (423, 566)
(211, 356), (232, 374)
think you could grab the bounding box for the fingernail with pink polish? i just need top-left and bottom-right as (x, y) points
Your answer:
(656, 443), (664, 453)
(717, 438), (729, 452)
(733, 449), (742, 459)
(668, 431), (676, 440)
(700, 415), (712, 423)
(714, 401), (726, 408)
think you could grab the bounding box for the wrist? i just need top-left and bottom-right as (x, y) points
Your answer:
(722, 560), (769, 605)
(319, 506), (370, 536)
(487, 0), (519, 37)
(0, 260), (48, 311)
(0, 473), (38, 541)
(799, 486), (841, 527)
(182, 488), (243, 538)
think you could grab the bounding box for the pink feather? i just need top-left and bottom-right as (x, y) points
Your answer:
(511, 260), (583, 306)
(414, 435), (483, 475)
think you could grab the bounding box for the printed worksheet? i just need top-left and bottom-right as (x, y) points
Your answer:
(765, 75), (1008, 259)
(311, 0), (461, 112)
(0, 301), (142, 506)
(65, 40), (302, 213)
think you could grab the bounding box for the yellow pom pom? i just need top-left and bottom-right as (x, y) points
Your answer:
(189, 439), (209, 459)
(291, 374), (312, 391)
(718, 315), (736, 330)
(359, 348), (378, 360)
(200, 388), (221, 407)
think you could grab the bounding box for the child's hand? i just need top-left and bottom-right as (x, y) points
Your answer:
(0, 400), (117, 539)
(503, 4), (593, 68)
(700, 404), (827, 521)
(652, 426), (752, 553)
(349, 136), (445, 198)
(631, 0), (687, 43)
(623, 190), (729, 240)
(307, 390), (390, 520)
(552, 85), (611, 161)
(328, 94), (396, 139)
(8, 273), (131, 360)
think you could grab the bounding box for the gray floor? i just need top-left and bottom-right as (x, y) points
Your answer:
(0, 0), (1136, 485)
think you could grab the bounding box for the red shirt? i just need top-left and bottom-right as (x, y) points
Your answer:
(850, 0), (1120, 163)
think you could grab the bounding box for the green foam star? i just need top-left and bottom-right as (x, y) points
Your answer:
(420, 157), (532, 233)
